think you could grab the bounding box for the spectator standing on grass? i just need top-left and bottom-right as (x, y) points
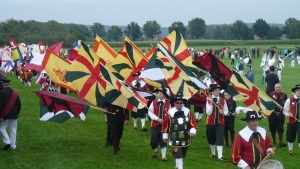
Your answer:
(244, 65), (254, 83)
(265, 66), (279, 95)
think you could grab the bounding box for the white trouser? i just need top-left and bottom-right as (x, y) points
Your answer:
(291, 60), (295, 67)
(277, 70), (282, 80)
(0, 119), (18, 149)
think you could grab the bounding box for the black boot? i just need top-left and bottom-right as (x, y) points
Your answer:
(112, 140), (118, 155)
(278, 133), (286, 147)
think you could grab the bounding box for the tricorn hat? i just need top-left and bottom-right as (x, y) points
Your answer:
(240, 110), (262, 121)
(172, 93), (187, 102)
(291, 84), (300, 92)
(156, 87), (170, 97)
(209, 84), (221, 92)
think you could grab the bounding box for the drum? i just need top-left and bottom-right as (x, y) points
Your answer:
(257, 159), (284, 169)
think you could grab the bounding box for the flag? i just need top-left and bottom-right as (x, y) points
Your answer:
(139, 48), (165, 89)
(154, 47), (200, 99)
(68, 48), (78, 61)
(189, 88), (210, 107)
(0, 49), (14, 72)
(94, 35), (117, 65)
(111, 53), (135, 84)
(159, 29), (198, 75)
(65, 43), (143, 111)
(158, 43), (207, 91)
(192, 52), (232, 89)
(11, 46), (24, 63)
(9, 39), (18, 47)
(42, 50), (76, 91)
(226, 70), (280, 117)
(119, 41), (148, 72)
(122, 36), (147, 60)
(35, 91), (89, 123)
(47, 41), (64, 55)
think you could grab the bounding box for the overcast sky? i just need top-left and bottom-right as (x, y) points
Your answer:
(0, 0), (298, 27)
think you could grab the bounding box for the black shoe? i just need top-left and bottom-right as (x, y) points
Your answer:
(218, 157), (227, 162)
(279, 142), (287, 147)
(196, 119), (199, 123)
(288, 150), (293, 156)
(209, 154), (216, 159)
(3, 144), (10, 150)
(152, 152), (158, 158)
(113, 152), (118, 156)
(142, 127), (147, 132)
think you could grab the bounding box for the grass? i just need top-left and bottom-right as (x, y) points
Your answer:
(0, 44), (300, 169)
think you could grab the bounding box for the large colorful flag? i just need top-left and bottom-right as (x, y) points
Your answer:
(192, 52), (232, 89)
(145, 46), (156, 60)
(35, 91), (89, 123)
(159, 29), (198, 75)
(122, 36), (148, 60)
(139, 48), (165, 89)
(42, 50), (77, 91)
(154, 47), (201, 99)
(119, 41), (148, 72)
(157, 43), (207, 91)
(11, 46), (24, 63)
(110, 53), (135, 84)
(226, 70), (280, 117)
(65, 43), (143, 111)
(0, 49), (14, 72)
(94, 35), (117, 65)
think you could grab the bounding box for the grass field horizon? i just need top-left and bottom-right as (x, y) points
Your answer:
(0, 43), (300, 169)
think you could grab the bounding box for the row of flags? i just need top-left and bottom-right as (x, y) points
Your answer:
(36, 28), (281, 123)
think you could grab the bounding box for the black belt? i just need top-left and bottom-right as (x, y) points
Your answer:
(278, 69), (281, 70)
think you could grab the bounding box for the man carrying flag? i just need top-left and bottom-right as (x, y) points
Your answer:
(103, 103), (129, 155)
(206, 84), (228, 162)
(131, 71), (149, 131)
(148, 88), (171, 161)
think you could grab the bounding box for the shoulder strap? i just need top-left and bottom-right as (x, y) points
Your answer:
(1, 90), (18, 120)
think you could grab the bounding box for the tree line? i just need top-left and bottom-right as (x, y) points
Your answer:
(0, 17), (299, 47)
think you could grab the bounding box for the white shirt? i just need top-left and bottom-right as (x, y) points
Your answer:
(148, 99), (171, 121)
(283, 95), (300, 117)
(206, 95), (229, 116)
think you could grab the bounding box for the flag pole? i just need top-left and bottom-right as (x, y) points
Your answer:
(89, 105), (116, 115)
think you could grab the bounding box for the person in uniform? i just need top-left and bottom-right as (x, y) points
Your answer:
(162, 93), (198, 169)
(102, 103), (129, 155)
(148, 88), (171, 161)
(0, 77), (22, 150)
(131, 71), (148, 131)
(230, 110), (275, 169)
(265, 66), (279, 95)
(277, 59), (284, 81)
(236, 57), (244, 75)
(283, 84), (300, 156)
(267, 83), (287, 147)
(206, 84), (228, 162)
(224, 92), (237, 147)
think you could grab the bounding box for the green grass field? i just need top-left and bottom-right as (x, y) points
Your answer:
(0, 44), (300, 169)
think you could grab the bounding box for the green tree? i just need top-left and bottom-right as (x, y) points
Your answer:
(143, 20), (161, 41)
(268, 26), (282, 39)
(168, 21), (187, 37)
(72, 32), (86, 41)
(90, 22), (106, 37)
(283, 17), (300, 39)
(106, 25), (123, 41)
(231, 20), (253, 40)
(124, 22), (142, 40)
(188, 18), (206, 39)
(252, 19), (270, 39)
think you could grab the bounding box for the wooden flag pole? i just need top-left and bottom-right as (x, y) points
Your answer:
(89, 105), (115, 115)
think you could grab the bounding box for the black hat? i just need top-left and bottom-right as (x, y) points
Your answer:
(291, 84), (300, 92)
(0, 77), (11, 83)
(172, 93), (187, 102)
(155, 88), (170, 96)
(132, 71), (141, 77)
(209, 84), (221, 92)
(240, 110), (262, 121)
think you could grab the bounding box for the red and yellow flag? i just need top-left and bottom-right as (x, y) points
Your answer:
(42, 50), (76, 91)
(94, 35), (117, 65)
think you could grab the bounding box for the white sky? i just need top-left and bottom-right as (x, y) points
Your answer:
(0, 0), (298, 27)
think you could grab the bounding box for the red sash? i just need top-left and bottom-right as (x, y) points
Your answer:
(1, 90), (18, 120)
